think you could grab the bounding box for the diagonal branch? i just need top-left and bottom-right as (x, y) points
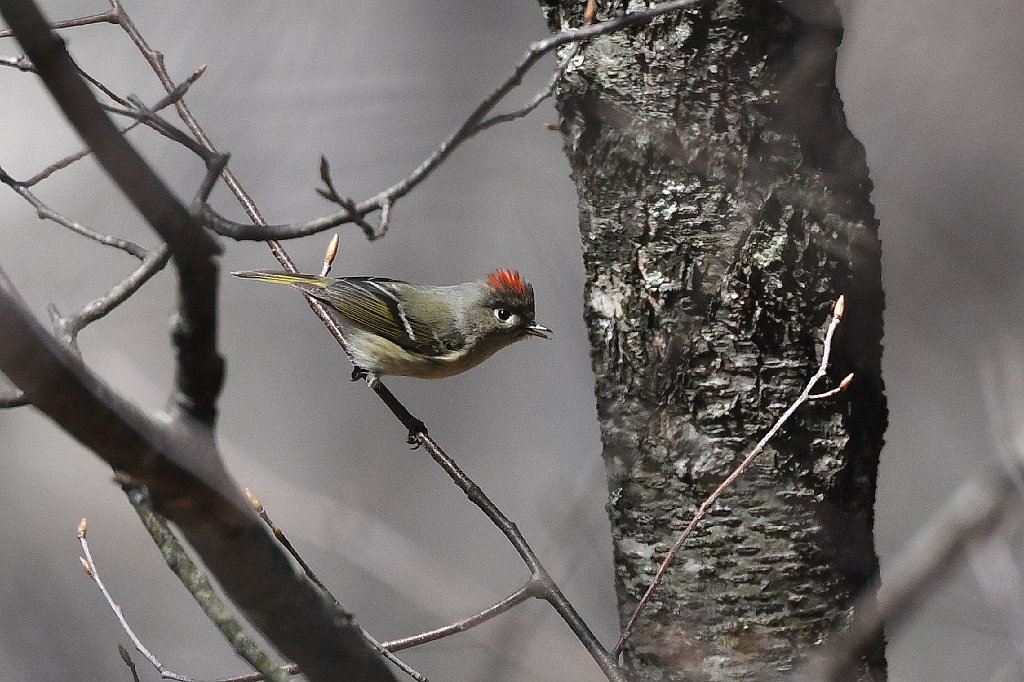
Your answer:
(0, 8), (117, 38)
(0, 168), (148, 259)
(0, 1), (396, 678)
(0, 0), (224, 425)
(407, 428), (625, 681)
(121, 485), (290, 682)
(16, 63), (207, 188)
(94, 3), (635, 678)
(613, 296), (852, 657)
(0, 267), (396, 682)
(201, 0), (710, 242)
(77, 517), (199, 682)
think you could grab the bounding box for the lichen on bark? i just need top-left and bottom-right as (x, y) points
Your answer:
(542, 1), (887, 679)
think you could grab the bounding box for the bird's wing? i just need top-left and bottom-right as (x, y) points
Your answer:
(317, 278), (456, 356)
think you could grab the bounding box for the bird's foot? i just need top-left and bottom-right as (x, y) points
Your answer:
(407, 419), (428, 449)
(351, 366), (380, 389)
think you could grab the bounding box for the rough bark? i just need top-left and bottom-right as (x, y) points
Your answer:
(542, 1), (887, 679)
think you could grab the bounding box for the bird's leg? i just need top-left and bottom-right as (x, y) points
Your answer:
(366, 377), (428, 448)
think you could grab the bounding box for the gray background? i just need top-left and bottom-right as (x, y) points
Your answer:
(1, 1), (1021, 680)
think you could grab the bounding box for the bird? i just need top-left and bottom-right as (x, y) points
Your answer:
(232, 268), (551, 386)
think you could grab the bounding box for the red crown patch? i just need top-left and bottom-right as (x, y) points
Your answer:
(487, 269), (527, 297)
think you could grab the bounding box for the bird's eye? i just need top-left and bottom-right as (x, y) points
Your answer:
(494, 308), (514, 323)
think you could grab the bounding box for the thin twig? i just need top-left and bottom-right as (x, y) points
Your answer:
(361, 632), (430, 682)
(69, 246), (172, 334)
(0, 8), (117, 38)
(18, 63), (206, 187)
(474, 43), (580, 133)
(0, 169), (148, 259)
(383, 584), (535, 652)
(103, 95), (214, 161)
(316, 157), (378, 240)
(79, 63), (131, 108)
(245, 489), (339, 605)
(613, 296), (852, 657)
(77, 517), (196, 682)
(209, 668), (299, 682)
(412, 432), (626, 681)
(0, 161), (174, 344)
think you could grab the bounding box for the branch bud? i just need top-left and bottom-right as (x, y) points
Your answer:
(244, 487), (262, 512)
(324, 233), (340, 265)
(833, 295), (845, 320)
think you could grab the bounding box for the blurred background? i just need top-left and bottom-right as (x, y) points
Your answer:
(1, 1), (1022, 680)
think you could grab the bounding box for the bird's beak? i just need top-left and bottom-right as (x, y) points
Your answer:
(525, 323), (552, 339)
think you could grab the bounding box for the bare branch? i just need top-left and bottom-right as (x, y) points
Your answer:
(77, 517), (197, 682)
(201, 0), (710, 242)
(316, 157), (379, 240)
(0, 266), (396, 682)
(245, 488), (340, 607)
(245, 488), (430, 682)
(0, 0), (225, 425)
(17, 63), (206, 187)
(383, 585), (534, 652)
(103, 94), (216, 162)
(79, 62), (131, 108)
(70, 246), (169, 332)
(0, 8), (117, 38)
(412, 431), (626, 681)
(474, 43), (580, 133)
(0, 168), (148, 259)
(613, 296), (850, 657)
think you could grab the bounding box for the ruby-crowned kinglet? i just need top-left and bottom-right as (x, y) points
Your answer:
(232, 268), (551, 383)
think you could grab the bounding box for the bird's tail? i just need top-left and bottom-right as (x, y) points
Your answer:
(231, 270), (331, 296)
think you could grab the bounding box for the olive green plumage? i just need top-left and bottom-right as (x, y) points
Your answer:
(232, 268), (550, 380)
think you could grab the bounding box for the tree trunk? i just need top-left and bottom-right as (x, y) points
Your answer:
(542, 1), (887, 679)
